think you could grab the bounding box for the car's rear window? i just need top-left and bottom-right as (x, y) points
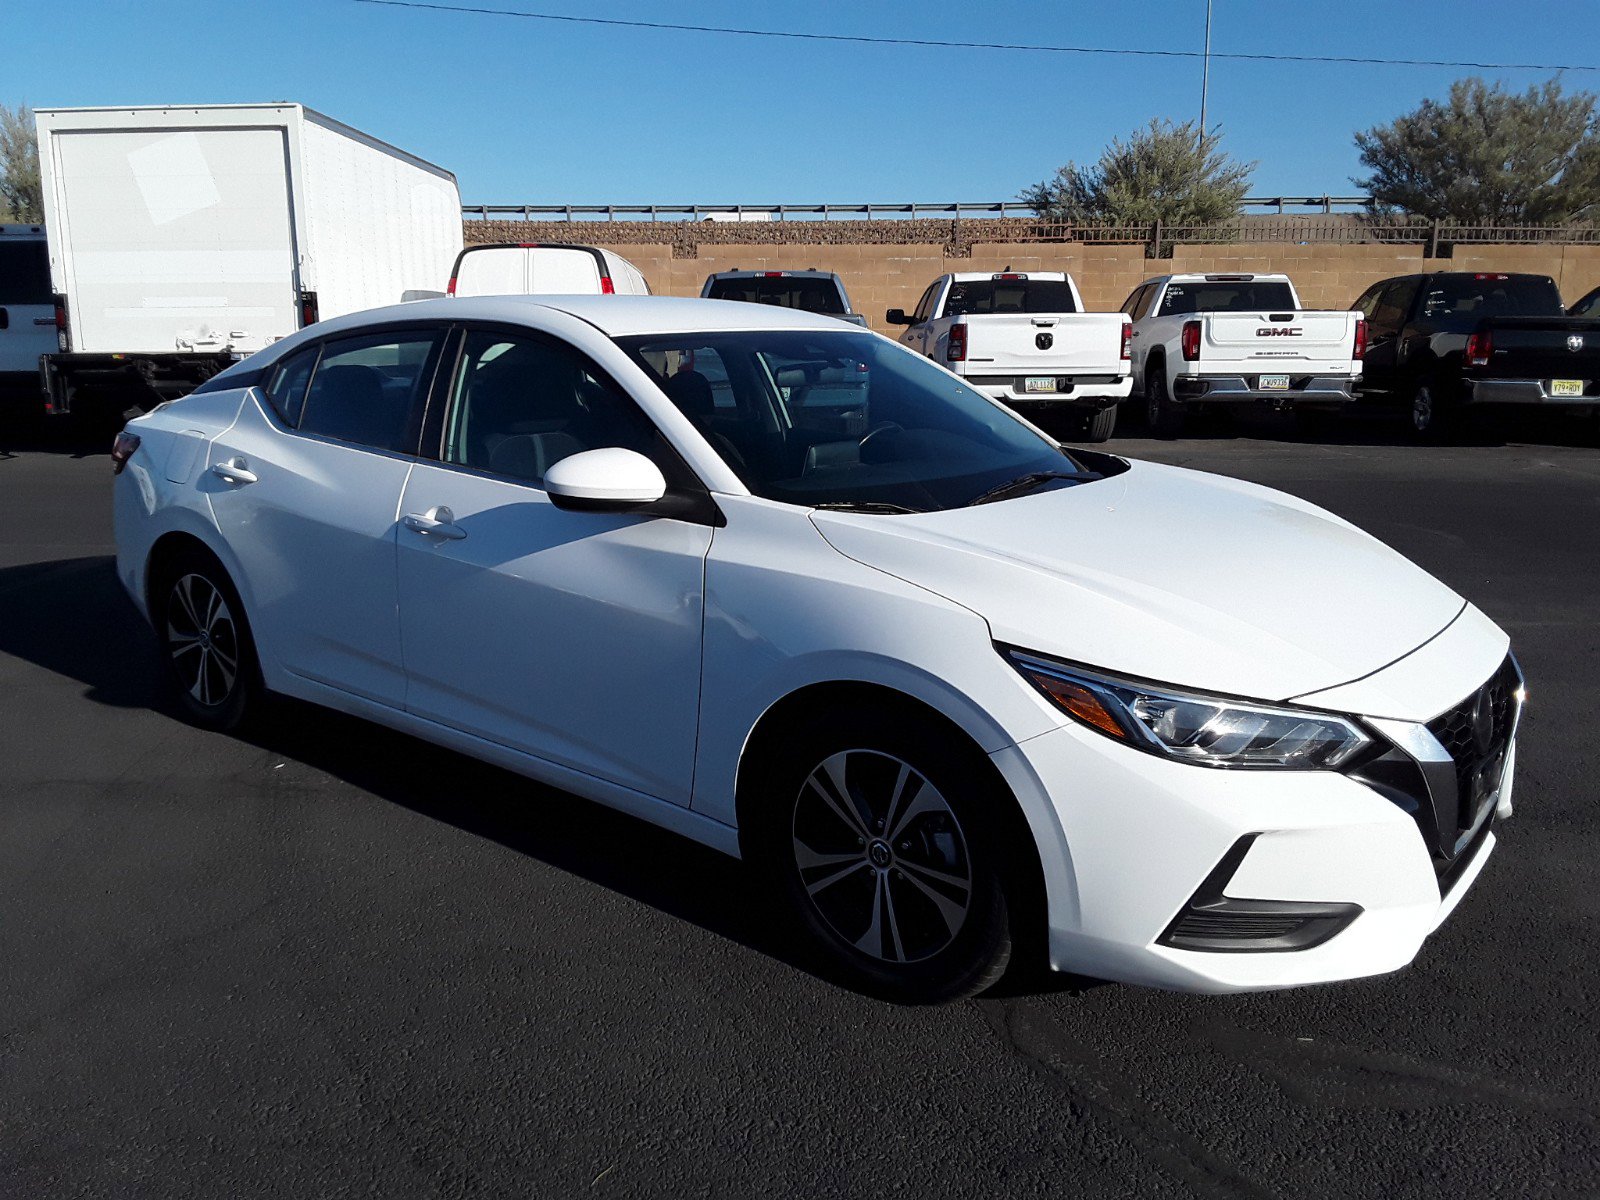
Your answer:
(707, 276), (847, 314)
(1158, 281), (1297, 316)
(1420, 275), (1563, 319)
(944, 278), (1077, 316)
(0, 240), (52, 305)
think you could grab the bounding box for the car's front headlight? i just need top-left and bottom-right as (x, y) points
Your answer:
(1006, 649), (1372, 770)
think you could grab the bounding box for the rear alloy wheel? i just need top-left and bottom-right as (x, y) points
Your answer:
(1145, 362), (1183, 438)
(157, 559), (258, 731)
(753, 709), (1014, 1003)
(1410, 381), (1454, 441)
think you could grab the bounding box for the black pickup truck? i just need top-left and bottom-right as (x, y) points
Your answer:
(1351, 271), (1600, 437)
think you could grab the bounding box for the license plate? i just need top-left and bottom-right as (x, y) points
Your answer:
(1551, 379), (1584, 397)
(1024, 376), (1058, 394)
(1259, 374), (1290, 391)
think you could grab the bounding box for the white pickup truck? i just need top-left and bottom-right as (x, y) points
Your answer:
(1123, 273), (1365, 437)
(887, 271), (1131, 441)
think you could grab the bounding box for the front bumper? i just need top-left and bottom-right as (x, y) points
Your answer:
(1172, 373), (1358, 406)
(990, 647), (1519, 993)
(1464, 377), (1599, 408)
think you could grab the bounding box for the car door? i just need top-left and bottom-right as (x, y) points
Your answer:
(1123, 283), (1156, 388)
(206, 324), (447, 707)
(900, 281), (939, 354)
(394, 324), (714, 805)
(1359, 278), (1420, 397)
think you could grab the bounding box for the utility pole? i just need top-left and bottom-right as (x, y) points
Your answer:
(1198, 0), (1213, 146)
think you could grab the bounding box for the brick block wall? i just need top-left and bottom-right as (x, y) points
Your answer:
(460, 221), (1600, 334)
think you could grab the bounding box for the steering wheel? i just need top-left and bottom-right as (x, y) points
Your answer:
(858, 421), (904, 461)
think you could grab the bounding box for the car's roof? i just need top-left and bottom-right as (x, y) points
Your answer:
(947, 271), (1070, 282)
(705, 269), (837, 279)
(307, 294), (862, 339)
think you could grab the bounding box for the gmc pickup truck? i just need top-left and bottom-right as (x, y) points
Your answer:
(887, 271), (1131, 441)
(1353, 271), (1600, 437)
(1123, 273), (1365, 437)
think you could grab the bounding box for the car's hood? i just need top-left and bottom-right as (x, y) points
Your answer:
(811, 459), (1465, 703)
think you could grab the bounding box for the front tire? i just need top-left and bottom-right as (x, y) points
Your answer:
(154, 550), (260, 731)
(747, 705), (1014, 1003)
(1145, 361), (1183, 438)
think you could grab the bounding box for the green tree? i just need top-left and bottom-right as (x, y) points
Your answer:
(0, 103), (43, 222)
(1020, 119), (1254, 226)
(1354, 77), (1600, 224)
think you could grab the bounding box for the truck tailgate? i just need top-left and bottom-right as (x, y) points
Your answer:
(50, 127), (301, 354)
(1476, 317), (1600, 384)
(959, 312), (1126, 375)
(1202, 310), (1356, 369)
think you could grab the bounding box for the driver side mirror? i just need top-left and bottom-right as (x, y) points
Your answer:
(885, 308), (914, 326)
(544, 448), (667, 513)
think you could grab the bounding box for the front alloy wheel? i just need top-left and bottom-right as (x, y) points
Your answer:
(792, 750), (973, 965)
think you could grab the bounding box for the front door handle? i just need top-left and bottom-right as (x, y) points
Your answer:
(211, 457), (258, 485)
(402, 505), (467, 540)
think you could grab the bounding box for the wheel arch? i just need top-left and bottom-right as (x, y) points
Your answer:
(733, 679), (1049, 967)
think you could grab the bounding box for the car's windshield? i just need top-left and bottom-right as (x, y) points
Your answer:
(1158, 281), (1296, 316)
(706, 276), (847, 314)
(617, 330), (1096, 512)
(944, 277), (1076, 316)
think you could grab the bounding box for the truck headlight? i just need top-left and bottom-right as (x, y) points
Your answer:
(1006, 649), (1372, 770)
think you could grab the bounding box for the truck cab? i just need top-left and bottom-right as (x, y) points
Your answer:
(0, 225), (55, 404)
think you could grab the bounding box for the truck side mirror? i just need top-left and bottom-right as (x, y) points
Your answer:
(886, 308), (912, 326)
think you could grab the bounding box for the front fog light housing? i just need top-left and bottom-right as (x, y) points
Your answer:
(1006, 649), (1372, 770)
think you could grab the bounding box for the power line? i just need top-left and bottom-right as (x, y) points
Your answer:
(353, 0), (1600, 73)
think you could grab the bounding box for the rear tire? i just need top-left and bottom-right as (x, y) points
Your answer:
(1144, 361), (1183, 438)
(153, 549), (261, 732)
(1409, 380), (1455, 442)
(1078, 406), (1118, 443)
(745, 703), (1015, 1004)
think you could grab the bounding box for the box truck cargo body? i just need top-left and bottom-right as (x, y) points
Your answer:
(35, 104), (462, 413)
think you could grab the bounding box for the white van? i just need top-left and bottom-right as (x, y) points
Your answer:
(448, 243), (652, 297)
(0, 225), (55, 399)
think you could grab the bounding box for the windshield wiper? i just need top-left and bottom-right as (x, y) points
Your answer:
(969, 470), (1101, 507)
(811, 501), (924, 515)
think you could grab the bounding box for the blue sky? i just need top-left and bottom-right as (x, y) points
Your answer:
(5, 1), (1595, 207)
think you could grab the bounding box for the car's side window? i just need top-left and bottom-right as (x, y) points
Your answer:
(1371, 279), (1419, 335)
(441, 329), (666, 486)
(911, 282), (939, 325)
(1129, 284), (1155, 320)
(262, 345), (319, 427)
(298, 330), (440, 453)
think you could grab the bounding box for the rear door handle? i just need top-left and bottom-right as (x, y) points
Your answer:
(211, 457), (258, 485)
(402, 505), (467, 540)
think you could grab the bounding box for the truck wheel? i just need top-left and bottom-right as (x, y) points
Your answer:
(1078, 406), (1118, 443)
(1409, 381), (1455, 442)
(1145, 362), (1183, 438)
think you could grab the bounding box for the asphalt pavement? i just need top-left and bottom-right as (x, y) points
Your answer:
(2, 405), (1597, 1198)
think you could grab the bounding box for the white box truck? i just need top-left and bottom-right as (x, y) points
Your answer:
(34, 103), (463, 415)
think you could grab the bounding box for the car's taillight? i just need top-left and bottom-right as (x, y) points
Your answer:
(947, 323), (967, 363)
(1353, 318), (1367, 361)
(110, 430), (140, 475)
(1466, 328), (1493, 367)
(1121, 321), (1132, 361)
(299, 290), (319, 327)
(1181, 320), (1201, 361)
(600, 276), (615, 295)
(53, 293), (70, 352)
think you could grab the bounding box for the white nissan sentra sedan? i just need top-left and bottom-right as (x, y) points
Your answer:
(111, 295), (1523, 1003)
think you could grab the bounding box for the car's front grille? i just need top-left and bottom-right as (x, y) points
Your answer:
(1426, 656), (1521, 836)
